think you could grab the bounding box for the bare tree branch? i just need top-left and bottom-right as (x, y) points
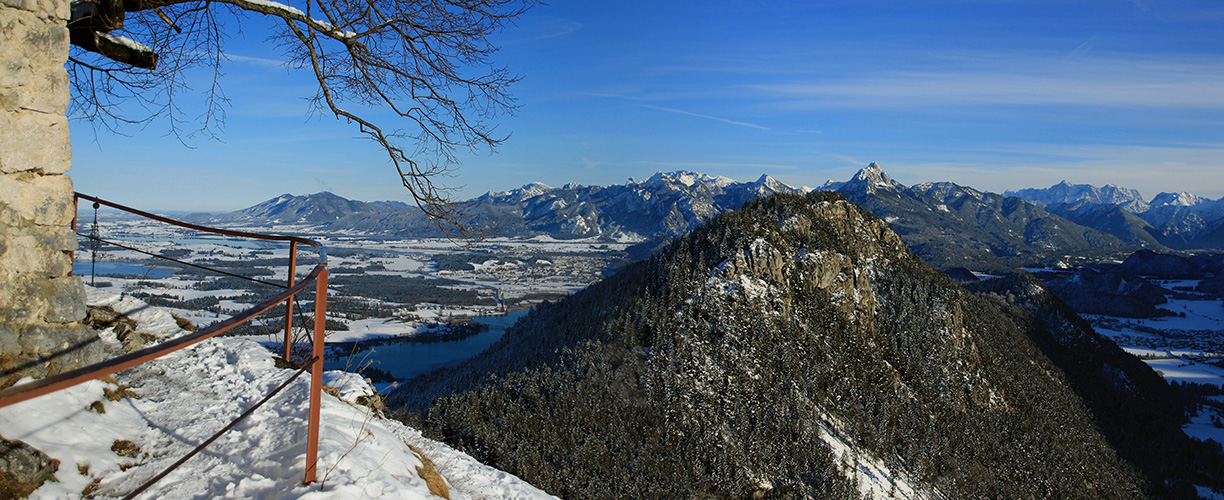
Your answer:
(69, 0), (532, 237)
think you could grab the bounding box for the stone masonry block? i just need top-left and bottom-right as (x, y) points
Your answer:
(46, 0), (68, 21)
(0, 230), (74, 277)
(0, 272), (85, 326)
(0, 273), (47, 325)
(11, 322), (102, 379)
(0, 60), (32, 88)
(22, 67), (68, 114)
(41, 276), (85, 323)
(0, 112), (71, 174)
(0, 87), (21, 111)
(0, 323), (17, 355)
(0, 172), (74, 224)
(21, 12), (66, 55)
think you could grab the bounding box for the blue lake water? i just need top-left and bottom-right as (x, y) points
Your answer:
(73, 261), (177, 278)
(110, 236), (273, 249)
(324, 308), (530, 381)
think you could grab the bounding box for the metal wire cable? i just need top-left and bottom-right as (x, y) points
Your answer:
(78, 232), (327, 361)
(121, 355), (320, 500)
(79, 229), (328, 363)
(77, 232), (296, 289)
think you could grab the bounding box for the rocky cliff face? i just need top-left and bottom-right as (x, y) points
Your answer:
(391, 192), (1148, 499)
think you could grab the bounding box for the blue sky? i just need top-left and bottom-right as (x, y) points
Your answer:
(70, 0), (1224, 211)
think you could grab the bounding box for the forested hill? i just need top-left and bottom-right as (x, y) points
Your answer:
(389, 191), (1166, 499)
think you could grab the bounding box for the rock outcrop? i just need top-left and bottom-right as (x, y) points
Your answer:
(391, 192), (1154, 499)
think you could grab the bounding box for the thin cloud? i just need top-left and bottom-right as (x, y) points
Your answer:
(639, 104), (770, 131)
(505, 17), (583, 44)
(754, 53), (1224, 109)
(1065, 37), (1097, 60)
(224, 53), (287, 68)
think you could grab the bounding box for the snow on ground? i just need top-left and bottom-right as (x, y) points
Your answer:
(1182, 401), (1224, 445)
(323, 317), (423, 343)
(1198, 486), (1224, 500)
(1152, 297), (1224, 330)
(1122, 347), (1224, 387)
(86, 286), (185, 338)
(817, 415), (933, 500)
(1086, 284), (1224, 484)
(0, 287), (555, 500)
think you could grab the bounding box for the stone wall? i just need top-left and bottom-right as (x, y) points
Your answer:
(0, 0), (101, 386)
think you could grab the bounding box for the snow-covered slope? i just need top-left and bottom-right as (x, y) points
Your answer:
(1006, 181), (1150, 212)
(0, 288), (555, 500)
(1007, 181), (1224, 250)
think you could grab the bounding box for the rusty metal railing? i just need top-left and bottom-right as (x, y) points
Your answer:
(0, 192), (331, 490)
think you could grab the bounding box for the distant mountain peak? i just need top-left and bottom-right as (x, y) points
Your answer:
(1006, 181), (1148, 212)
(843, 162), (901, 194)
(747, 174), (788, 191)
(1151, 191), (1206, 207)
(306, 191), (346, 201)
(644, 170), (737, 189)
(521, 181), (551, 192)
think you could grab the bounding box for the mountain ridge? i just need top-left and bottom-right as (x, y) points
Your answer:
(1008, 182), (1224, 250)
(388, 191), (1186, 498)
(190, 164), (1224, 269)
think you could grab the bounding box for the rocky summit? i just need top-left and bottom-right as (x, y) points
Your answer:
(390, 192), (1157, 499)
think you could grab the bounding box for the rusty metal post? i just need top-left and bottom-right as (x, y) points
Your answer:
(70, 195), (78, 275)
(304, 266), (328, 484)
(284, 240), (298, 360)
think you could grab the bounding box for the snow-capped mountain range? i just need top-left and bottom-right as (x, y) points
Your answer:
(1006, 181), (1224, 250)
(189, 170), (807, 243)
(191, 164), (1224, 270)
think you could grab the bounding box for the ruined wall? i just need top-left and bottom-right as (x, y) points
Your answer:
(0, 0), (100, 385)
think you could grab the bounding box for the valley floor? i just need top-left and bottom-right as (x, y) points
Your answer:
(1086, 278), (1224, 459)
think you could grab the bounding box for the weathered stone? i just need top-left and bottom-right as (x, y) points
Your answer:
(0, 61), (32, 88)
(0, 274), (46, 325)
(0, 438), (59, 499)
(0, 112), (71, 174)
(21, 69), (67, 114)
(0, 323), (17, 355)
(0, 8), (26, 45)
(0, 172), (74, 224)
(0, 230), (75, 276)
(14, 322), (102, 373)
(1, 0), (94, 381)
(49, 0), (67, 20)
(43, 276), (85, 323)
(0, 87), (20, 110)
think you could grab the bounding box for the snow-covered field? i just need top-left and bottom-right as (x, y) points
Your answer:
(73, 213), (630, 347)
(1118, 347), (1224, 388)
(0, 288), (556, 500)
(1089, 279), (1224, 389)
(1082, 276), (1224, 494)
